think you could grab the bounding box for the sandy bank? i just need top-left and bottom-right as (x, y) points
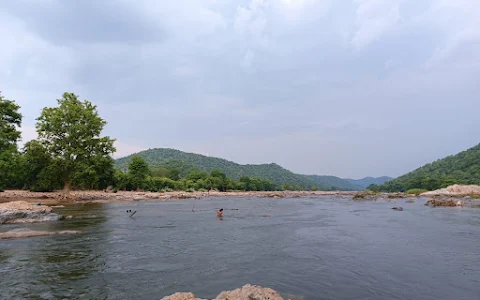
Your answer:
(0, 189), (358, 205)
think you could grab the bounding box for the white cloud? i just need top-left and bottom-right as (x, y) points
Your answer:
(351, 0), (403, 51)
(423, 0), (480, 65)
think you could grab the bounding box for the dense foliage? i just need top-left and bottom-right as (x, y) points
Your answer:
(115, 148), (367, 191)
(0, 92), (22, 190)
(371, 144), (480, 192)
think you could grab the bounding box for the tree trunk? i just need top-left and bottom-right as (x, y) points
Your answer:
(63, 178), (71, 199)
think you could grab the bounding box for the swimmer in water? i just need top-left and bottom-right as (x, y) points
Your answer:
(216, 208), (223, 217)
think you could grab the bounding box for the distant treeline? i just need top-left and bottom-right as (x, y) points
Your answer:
(0, 91), (298, 193)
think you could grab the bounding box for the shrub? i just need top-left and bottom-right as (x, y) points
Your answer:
(353, 193), (366, 199)
(113, 188), (118, 193)
(406, 188), (428, 196)
(186, 188), (195, 193)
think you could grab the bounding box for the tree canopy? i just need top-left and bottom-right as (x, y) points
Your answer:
(35, 92), (116, 193)
(0, 92), (22, 189)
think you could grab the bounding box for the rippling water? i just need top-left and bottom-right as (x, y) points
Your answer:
(1, 196), (479, 300)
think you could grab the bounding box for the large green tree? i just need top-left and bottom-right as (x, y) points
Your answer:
(128, 156), (149, 190)
(36, 92), (115, 195)
(0, 92), (22, 190)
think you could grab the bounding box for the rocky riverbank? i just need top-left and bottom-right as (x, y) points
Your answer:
(0, 189), (357, 205)
(161, 284), (286, 300)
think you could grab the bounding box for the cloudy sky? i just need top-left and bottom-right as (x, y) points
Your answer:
(1, 0), (479, 178)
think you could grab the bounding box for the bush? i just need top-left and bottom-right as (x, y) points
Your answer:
(185, 188), (195, 193)
(0, 187), (4, 193)
(406, 188), (428, 196)
(353, 193), (366, 199)
(113, 188), (118, 193)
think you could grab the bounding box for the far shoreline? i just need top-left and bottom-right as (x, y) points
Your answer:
(0, 189), (361, 205)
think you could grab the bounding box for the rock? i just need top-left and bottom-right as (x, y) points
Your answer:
(214, 284), (284, 300)
(0, 228), (80, 239)
(421, 184), (480, 196)
(0, 201), (63, 224)
(160, 292), (205, 300)
(392, 207), (403, 211)
(105, 185), (114, 193)
(425, 199), (460, 207)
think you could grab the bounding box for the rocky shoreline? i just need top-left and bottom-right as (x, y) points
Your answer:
(0, 189), (357, 205)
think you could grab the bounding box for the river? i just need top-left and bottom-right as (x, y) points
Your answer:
(1, 196), (479, 299)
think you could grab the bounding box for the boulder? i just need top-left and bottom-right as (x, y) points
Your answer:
(425, 199), (462, 207)
(160, 285), (285, 300)
(160, 292), (205, 300)
(214, 284), (284, 300)
(421, 184), (480, 196)
(391, 207), (403, 211)
(0, 201), (63, 224)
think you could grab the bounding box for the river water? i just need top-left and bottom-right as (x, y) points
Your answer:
(1, 196), (479, 300)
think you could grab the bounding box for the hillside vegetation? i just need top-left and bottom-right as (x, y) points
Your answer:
(373, 144), (480, 192)
(114, 148), (363, 191)
(345, 176), (393, 189)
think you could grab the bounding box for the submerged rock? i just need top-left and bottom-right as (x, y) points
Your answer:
(391, 207), (404, 211)
(0, 228), (80, 239)
(0, 201), (63, 224)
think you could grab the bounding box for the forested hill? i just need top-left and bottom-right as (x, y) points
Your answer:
(114, 148), (364, 191)
(375, 143), (480, 192)
(344, 176), (393, 189)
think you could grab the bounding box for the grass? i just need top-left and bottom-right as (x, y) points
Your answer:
(406, 188), (428, 196)
(469, 194), (480, 199)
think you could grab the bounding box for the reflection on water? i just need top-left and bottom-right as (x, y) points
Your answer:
(1, 198), (479, 300)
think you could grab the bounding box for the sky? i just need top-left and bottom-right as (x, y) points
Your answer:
(1, 0), (479, 179)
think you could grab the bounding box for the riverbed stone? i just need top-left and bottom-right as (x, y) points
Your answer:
(214, 284), (284, 300)
(0, 201), (62, 224)
(160, 292), (205, 300)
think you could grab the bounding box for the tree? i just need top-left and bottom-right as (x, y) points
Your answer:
(167, 168), (180, 181)
(128, 156), (149, 190)
(0, 92), (22, 152)
(35, 92), (115, 195)
(0, 92), (22, 190)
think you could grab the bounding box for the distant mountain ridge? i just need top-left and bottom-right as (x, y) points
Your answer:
(114, 148), (381, 191)
(344, 176), (393, 189)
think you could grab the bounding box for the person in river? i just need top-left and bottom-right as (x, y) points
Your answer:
(216, 208), (223, 217)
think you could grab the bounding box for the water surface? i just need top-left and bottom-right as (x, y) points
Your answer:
(1, 196), (479, 299)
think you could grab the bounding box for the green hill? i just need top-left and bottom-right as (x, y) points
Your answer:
(305, 175), (362, 191)
(344, 176), (393, 189)
(114, 148), (363, 191)
(376, 143), (480, 192)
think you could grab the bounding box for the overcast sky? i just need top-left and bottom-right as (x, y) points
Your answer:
(1, 0), (479, 179)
